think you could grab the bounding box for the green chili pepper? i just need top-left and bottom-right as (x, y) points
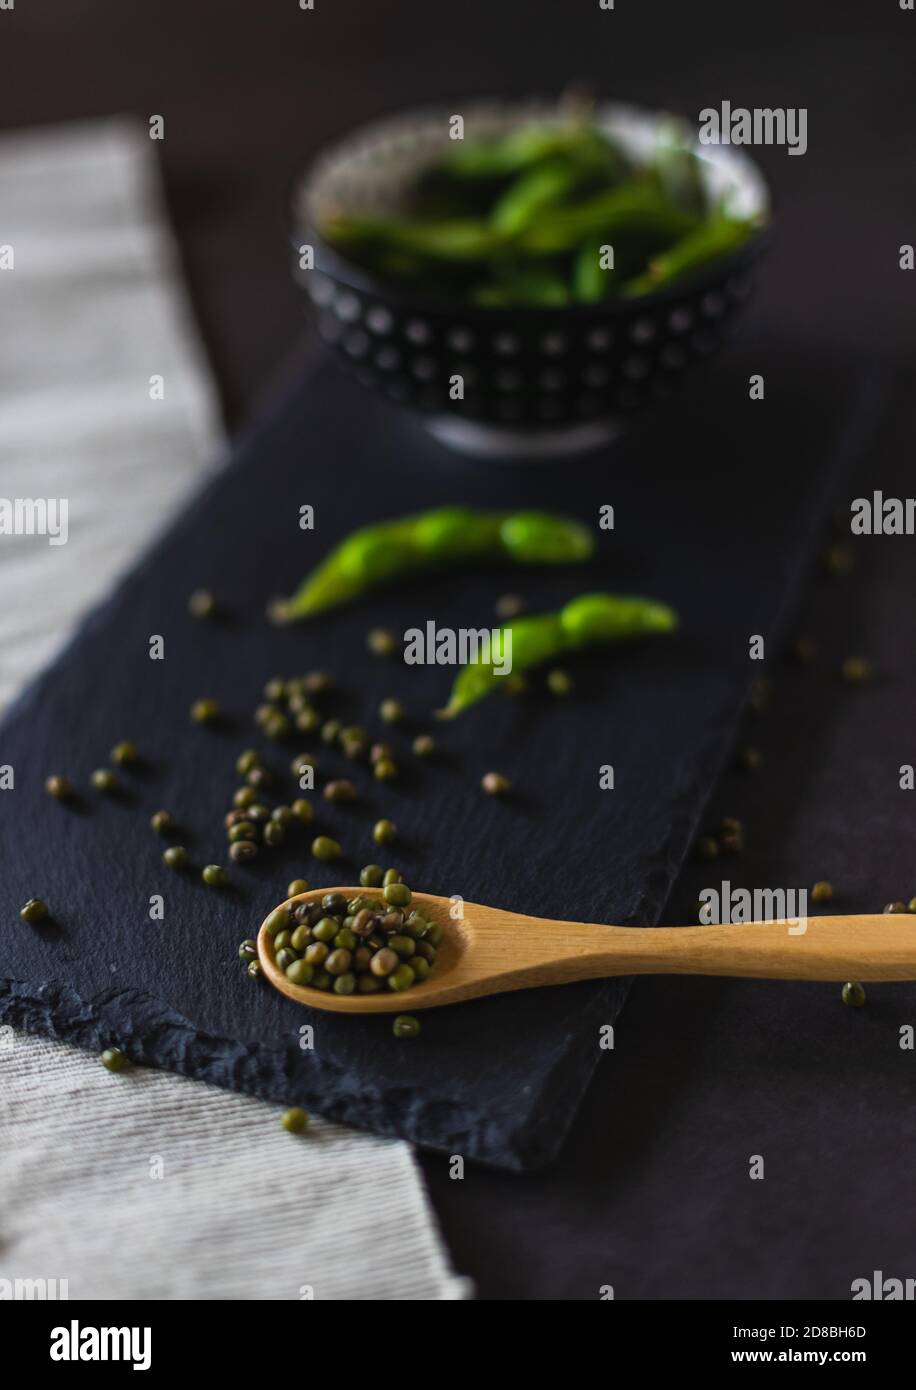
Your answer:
(437, 592), (677, 718)
(271, 507), (594, 622)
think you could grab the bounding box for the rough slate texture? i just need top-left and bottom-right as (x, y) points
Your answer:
(0, 334), (886, 1170)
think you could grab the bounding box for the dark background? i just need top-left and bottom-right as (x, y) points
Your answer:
(3, 0), (916, 1299)
(2, 0), (912, 412)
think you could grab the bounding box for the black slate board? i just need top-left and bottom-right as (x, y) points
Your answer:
(0, 335), (886, 1170)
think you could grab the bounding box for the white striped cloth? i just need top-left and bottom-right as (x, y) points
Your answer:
(0, 119), (469, 1301)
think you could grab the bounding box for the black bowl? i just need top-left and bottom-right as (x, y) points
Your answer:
(291, 100), (771, 459)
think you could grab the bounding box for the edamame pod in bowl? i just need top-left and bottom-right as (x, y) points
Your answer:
(270, 507), (594, 622)
(436, 592), (677, 718)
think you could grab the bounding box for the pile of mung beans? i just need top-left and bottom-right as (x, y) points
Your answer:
(250, 877), (442, 996)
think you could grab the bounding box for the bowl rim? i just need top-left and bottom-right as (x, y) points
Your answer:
(288, 96), (774, 319)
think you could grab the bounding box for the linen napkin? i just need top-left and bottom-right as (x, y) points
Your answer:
(0, 118), (468, 1300)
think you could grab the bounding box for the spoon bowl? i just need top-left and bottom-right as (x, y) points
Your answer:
(257, 889), (916, 1014)
(258, 889), (471, 1014)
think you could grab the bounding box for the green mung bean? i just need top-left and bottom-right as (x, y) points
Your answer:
(230, 840), (258, 863)
(45, 774), (74, 800)
(188, 589), (217, 620)
(281, 1107), (308, 1133)
(311, 835), (342, 861)
(190, 698), (221, 725)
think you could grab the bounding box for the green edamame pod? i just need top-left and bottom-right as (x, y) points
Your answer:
(323, 213), (499, 263)
(559, 592), (677, 645)
(270, 508), (595, 622)
(622, 215), (756, 297)
(650, 122), (708, 219)
(442, 123), (616, 180)
(410, 506), (501, 558)
(320, 113), (764, 306)
(490, 161), (584, 237)
(516, 183), (698, 256)
(497, 512), (592, 563)
(473, 268), (570, 307)
(436, 591), (677, 718)
(572, 239), (612, 303)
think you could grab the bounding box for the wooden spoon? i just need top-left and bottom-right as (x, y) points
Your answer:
(257, 888), (916, 1014)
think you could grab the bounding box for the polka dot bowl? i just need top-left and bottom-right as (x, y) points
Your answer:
(291, 100), (771, 459)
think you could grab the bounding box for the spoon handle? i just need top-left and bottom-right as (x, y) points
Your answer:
(540, 914), (916, 983)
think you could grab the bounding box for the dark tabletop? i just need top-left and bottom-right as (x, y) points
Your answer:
(3, 0), (915, 1299)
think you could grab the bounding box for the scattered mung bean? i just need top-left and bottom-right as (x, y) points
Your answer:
(311, 835), (342, 862)
(367, 628), (397, 657)
(20, 898), (48, 925)
(324, 779), (357, 802)
(188, 589), (217, 619)
(546, 668), (573, 696)
(495, 594), (525, 620)
(230, 840), (258, 863)
(842, 657), (870, 684)
(281, 1107), (309, 1133)
(191, 698), (221, 725)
